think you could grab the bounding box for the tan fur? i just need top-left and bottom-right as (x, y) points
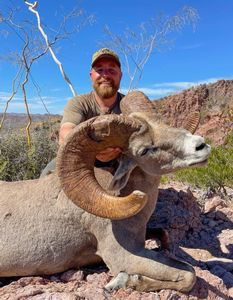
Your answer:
(0, 113), (211, 292)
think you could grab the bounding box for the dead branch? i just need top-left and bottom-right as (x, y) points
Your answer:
(102, 6), (199, 91)
(0, 66), (23, 131)
(24, 1), (77, 96)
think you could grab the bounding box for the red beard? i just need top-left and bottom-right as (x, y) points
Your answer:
(93, 78), (119, 99)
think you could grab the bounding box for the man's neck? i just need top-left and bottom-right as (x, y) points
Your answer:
(93, 91), (118, 112)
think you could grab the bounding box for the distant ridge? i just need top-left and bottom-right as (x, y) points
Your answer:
(0, 113), (62, 135)
(153, 79), (233, 145)
(1, 80), (232, 144)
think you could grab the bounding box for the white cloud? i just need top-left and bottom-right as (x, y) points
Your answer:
(0, 92), (65, 114)
(152, 78), (223, 90)
(120, 87), (173, 98)
(153, 82), (194, 88)
(0, 92), (22, 102)
(138, 88), (174, 97)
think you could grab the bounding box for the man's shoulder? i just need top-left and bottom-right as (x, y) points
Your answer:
(69, 92), (94, 103)
(65, 92), (95, 109)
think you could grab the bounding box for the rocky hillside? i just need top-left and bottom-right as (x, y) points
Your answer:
(0, 113), (61, 136)
(153, 80), (233, 145)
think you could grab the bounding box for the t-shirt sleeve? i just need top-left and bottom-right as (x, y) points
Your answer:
(61, 97), (85, 125)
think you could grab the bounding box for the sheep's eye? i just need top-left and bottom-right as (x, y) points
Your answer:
(140, 148), (149, 156)
(140, 146), (158, 156)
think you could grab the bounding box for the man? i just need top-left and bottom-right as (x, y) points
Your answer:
(59, 48), (124, 163)
(40, 48), (124, 176)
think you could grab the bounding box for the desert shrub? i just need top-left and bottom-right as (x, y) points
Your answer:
(0, 129), (58, 181)
(174, 133), (233, 195)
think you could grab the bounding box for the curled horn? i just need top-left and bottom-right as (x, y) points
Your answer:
(57, 114), (147, 220)
(120, 91), (155, 115)
(183, 111), (200, 134)
(122, 91), (200, 134)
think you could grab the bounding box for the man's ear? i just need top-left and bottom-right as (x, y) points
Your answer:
(108, 155), (137, 191)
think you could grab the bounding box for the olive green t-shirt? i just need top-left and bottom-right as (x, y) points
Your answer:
(61, 91), (125, 125)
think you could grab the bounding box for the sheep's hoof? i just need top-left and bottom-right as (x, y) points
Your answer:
(105, 272), (143, 292)
(104, 272), (129, 292)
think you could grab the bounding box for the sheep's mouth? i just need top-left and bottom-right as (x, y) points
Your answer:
(189, 159), (208, 167)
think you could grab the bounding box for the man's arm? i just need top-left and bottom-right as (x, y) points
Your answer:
(59, 122), (122, 162)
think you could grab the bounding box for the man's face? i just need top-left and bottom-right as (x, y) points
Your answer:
(90, 58), (122, 99)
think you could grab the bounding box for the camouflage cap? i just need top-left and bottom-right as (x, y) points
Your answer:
(91, 48), (121, 68)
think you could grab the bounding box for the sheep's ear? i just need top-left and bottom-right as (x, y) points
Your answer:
(183, 111), (200, 134)
(109, 155), (137, 191)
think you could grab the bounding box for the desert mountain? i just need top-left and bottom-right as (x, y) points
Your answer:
(0, 113), (61, 137)
(152, 79), (233, 145)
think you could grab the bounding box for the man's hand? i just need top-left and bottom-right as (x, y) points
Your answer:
(96, 147), (122, 162)
(60, 123), (122, 162)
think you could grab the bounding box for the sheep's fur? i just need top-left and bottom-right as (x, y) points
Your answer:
(0, 112), (210, 292)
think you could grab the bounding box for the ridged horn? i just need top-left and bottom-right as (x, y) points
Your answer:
(183, 111), (200, 134)
(120, 91), (155, 115)
(57, 114), (147, 220)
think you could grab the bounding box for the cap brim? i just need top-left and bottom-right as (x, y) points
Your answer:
(92, 54), (121, 67)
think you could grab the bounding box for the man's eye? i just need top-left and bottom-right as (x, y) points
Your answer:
(96, 68), (103, 73)
(108, 68), (116, 75)
(94, 68), (117, 75)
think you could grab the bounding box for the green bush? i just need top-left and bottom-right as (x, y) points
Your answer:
(174, 133), (233, 195)
(0, 129), (58, 181)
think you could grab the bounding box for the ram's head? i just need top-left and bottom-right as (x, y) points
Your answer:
(57, 91), (210, 221)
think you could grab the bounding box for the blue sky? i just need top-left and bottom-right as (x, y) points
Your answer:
(0, 0), (233, 115)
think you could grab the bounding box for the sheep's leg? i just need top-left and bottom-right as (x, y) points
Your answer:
(105, 268), (195, 293)
(100, 241), (196, 292)
(131, 273), (195, 292)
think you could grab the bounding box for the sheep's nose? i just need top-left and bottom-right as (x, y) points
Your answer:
(195, 143), (207, 151)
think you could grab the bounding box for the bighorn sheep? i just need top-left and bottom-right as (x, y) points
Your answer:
(0, 91), (210, 292)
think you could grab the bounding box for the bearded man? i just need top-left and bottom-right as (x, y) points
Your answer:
(59, 48), (123, 165)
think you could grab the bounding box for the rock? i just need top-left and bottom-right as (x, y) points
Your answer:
(189, 267), (229, 299)
(204, 197), (226, 213)
(206, 258), (233, 272)
(218, 229), (233, 257)
(152, 80), (233, 146)
(1, 185), (232, 299)
(60, 270), (84, 282)
(179, 247), (214, 261)
(228, 287), (233, 298)
(209, 265), (227, 277)
(222, 272), (233, 289)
